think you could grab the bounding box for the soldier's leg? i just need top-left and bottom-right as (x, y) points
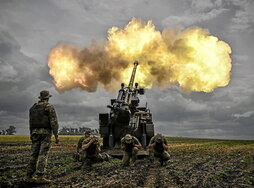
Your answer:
(122, 152), (131, 166)
(84, 157), (92, 167)
(80, 150), (92, 169)
(162, 151), (170, 162)
(153, 151), (164, 166)
(159, 153), (164, 166)
(100, 152), (112, 162)
(80, 150), (87, 162)
(131, 147), (138, 163)
(148, 148), (155, 162)
(36, 134), (51, 177)
(26, 134), (40, 178)
(91, 154), (104, 164)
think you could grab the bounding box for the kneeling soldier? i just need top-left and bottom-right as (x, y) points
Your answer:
(149, 133), (170, 166)
(121, 134), (142, 166)
(76, 130), (92, 161)
(81, 135), (108, 167)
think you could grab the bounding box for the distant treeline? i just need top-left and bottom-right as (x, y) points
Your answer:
(59, 127), (99, 135)
(0, 126), (16, 135)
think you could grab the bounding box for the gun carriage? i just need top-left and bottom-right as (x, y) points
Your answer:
(99, 61), (154, 155)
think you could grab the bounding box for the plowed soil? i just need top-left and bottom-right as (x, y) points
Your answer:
(0, 136), (253, 187)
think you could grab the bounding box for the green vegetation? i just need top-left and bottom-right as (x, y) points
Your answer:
(0, 135), (30, 143)
(0, 135), (253, 187)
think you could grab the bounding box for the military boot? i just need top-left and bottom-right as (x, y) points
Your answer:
(25, 176), (38, 183)
(103, 153), (112, 162)
(81, 159), (92, 170)
(159, 158), (164, 166)
(36, 177), (52, 183)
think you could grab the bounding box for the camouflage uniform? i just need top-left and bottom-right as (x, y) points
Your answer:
(149, 134), (170, 165)
(81, 136), (104, 167)
(26, 90), (59, 179)
(121, 134), (141, 166)
(76, 131), (91, 161)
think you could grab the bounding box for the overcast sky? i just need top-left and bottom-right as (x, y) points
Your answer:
(0, 0), (253, 140)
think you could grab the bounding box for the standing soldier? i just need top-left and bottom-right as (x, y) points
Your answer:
(26, 90), (59, 183)
(149, 133), (170, 166)
(121, 134), (142, 166)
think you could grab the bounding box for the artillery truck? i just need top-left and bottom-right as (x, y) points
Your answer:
(99, 61), (154, 155)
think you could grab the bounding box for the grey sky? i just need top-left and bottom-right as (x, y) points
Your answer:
(0, 0), (253, 139)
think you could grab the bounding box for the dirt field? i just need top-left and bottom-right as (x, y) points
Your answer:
(0, 135), (253, 188)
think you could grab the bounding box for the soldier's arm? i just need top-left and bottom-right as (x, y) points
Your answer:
(120, 138), (126, 150)
(29, 110), (32, 135)
(29, 104), (36, 135)
(48, 105), (59, 138)
(133, 137), (142, 149)
(163, 137), (169, 150)
(148, 137), (156, 148)
(81, 138), (94, 150)
(77, 137), (85, 152)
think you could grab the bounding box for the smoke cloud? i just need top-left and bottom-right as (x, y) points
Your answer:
(48, 18), (232, 93)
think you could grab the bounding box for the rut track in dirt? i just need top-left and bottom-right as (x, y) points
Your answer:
(1, 136), (254, 187)
(143, 162), (178, 188)
(46, 159), (178, 188)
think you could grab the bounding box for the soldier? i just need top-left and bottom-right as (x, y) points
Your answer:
(76, 130), (92, 161)
(149, 133), (170, 166)
(80, 134), (108, 168)
(26, 90), (59, 183)
(121, 134), (142, 166)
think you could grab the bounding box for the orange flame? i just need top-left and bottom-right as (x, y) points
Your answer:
(48, 18), (232, 92)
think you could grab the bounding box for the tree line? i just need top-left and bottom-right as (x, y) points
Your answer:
(0, 126), (99, 135)
(0, 126), (16, 135)
(59, 126), (99, 135)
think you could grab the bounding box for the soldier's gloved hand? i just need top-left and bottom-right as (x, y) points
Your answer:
(55, 136), (59, 144)
(89, 137), (94, 143)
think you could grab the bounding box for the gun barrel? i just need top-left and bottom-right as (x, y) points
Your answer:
(128, 61), (139, 87)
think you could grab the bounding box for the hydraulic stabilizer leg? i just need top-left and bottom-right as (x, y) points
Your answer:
(142, 133), (147, 148)
(141, 124), (147, 148)
(109, 124), (114, 147)
(109, 134), (114, 147)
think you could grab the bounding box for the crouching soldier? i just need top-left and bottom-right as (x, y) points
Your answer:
(80, 135), (110, 168)
(149, 133), (170, 166)
(76, 131), (92, 161)
(121, 134), (142, 166)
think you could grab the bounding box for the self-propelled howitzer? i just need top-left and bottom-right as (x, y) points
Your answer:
(99, 61), (154, 152)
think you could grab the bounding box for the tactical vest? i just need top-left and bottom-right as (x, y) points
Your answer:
(29, 103), (51, 129)
(154, 142), (164, 153)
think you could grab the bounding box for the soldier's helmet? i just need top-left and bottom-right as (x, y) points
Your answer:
(155, 134), (163, 143)
(124, 134), (132, 144)
(39, 90), (52, 99)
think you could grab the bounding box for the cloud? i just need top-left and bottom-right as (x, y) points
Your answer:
(233, 111), (254, 118)
(161, 0), (254, 35)
(230, 10), (254, 33)
(226, 0), (254, 33)
(0, 29), (54, 133)
(162, 0), (228, 28)
(0, 0), (253, 140)
(162, 8), (228, 28)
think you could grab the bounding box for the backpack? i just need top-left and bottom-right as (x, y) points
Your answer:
(29, 103), (51, 129)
